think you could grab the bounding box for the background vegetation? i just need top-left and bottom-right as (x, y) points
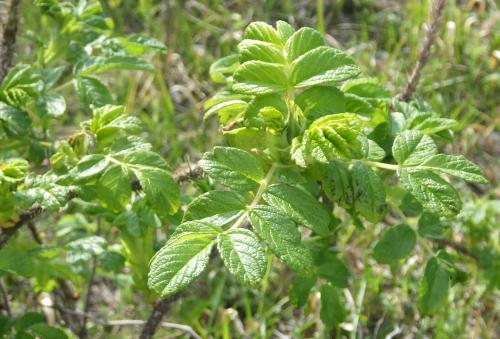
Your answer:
(2, 0), (499, 337)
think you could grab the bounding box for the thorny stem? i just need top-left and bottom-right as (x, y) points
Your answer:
(139, 294), (181, 339)
(79, 255), (98, 339)
(230, 164), (277, 230)
(0, 279), (11, 316)
(399, 0), (447, 101)
(0, 0), (21, 83)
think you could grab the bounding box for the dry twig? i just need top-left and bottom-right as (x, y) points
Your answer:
(399, 0), (447, 101)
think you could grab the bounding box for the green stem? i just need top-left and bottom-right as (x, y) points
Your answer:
(257, 251), (273, 319)
(53, 79), (74, 92)
(316, 0), (325, 35)
(350, 280), (367, 339)
(230, 164), (277, 229)
(362, 160), (399, 171)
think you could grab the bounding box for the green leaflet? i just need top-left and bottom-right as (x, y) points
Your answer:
(317, 254), (350, 288)
(209, 54), (239, 84)
(400, 169), (462, 217)
(120, 150), (178, 214)
(217, 229), (266, 286)
(0, 244), (34, 277)
(418, 154), (487, 183)
(303, 113), (365, 162)
(205, 100), (248, 125)
(295, 86), (345, 121)
(351, 162), (387, 222)
(233, 61), (289, 95)
(323, 161), (353, 207)
(320, 285), (346, 328)
(373, 224), (416, 263)
(419, 257), (450, 315)
(361, 139), (386, 161)
(78, 56), (156, 75)
(199, 146), (264, 191)
(392, 130), (437, 166)
(238, 40), (285, 64)
(133, 167), (179, 216)
(0, 102), (31, 138)
(114, 35), (167, 55)
(243, 22), (282, 45)
(183, 190), (246, 225)
(36, 93), (66, 118)
(418, 212), (445, 239)
(148, 221), (221, 298)
(291, 46), (360, 88)
(285, 27), (324, 62)
(0, 158), (29, 183)
(248, 205), (315, 275)
(75, 154), (110, 180)
(342, 78), (391, 98)
(289, 275), (316, 307)
(96, 164), (131, 212)
(392, 100), (457, 136)
(276, 20), (295, 43)
(76, 76), (113, 107)
(262, 184), (331, 235)
(72, 134), (180, 216)
(15, 175), (75, 212)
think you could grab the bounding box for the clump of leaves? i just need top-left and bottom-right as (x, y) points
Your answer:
(148, 21), (487, 326)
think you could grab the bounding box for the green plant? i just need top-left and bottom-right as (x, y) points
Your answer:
(0, 1), (496, 337)
(147, 21), (488, 330)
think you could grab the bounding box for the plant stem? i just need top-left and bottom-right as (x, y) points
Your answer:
(54, 79), (74, 92)
(230, 164), (277, 229)
(316, 0), (325, 35)
(79, 255), (98, 339)
(350, 280), (367, 339)
(257, 251), (273, 333)
(362, 160), (399, 171)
